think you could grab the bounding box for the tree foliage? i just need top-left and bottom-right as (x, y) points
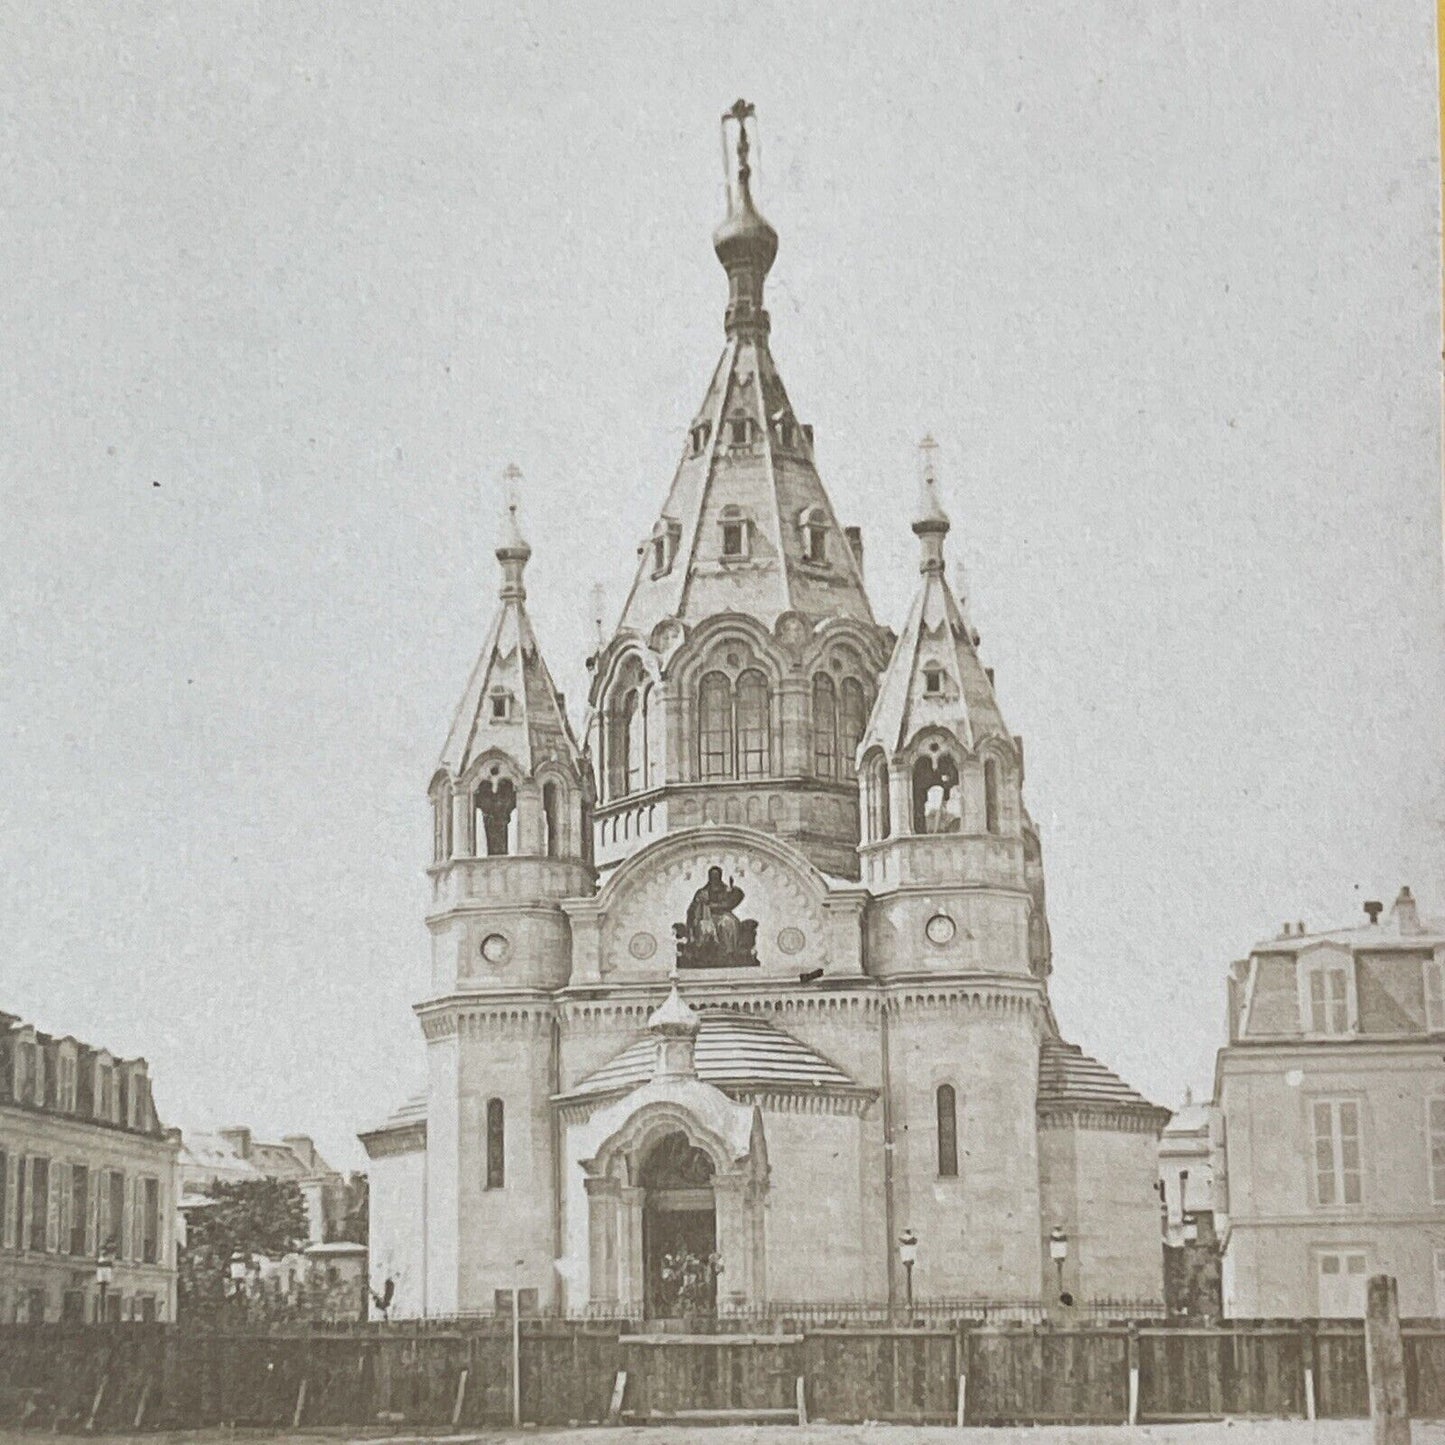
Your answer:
(178, 1177), (310, 1316)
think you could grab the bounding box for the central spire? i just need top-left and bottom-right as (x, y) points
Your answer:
(713, 99), (779, 337)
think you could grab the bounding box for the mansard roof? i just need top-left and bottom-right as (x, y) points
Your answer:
(565, 1010), (861, 1099)
(861, 468), (1011, 758)
(439, 493), (583, 780)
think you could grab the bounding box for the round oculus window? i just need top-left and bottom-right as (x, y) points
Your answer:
(777, 926), (806, 956)
(629, 931), (658, 961)
(480, 933), (511, 965)
(925, 913), (956, 946)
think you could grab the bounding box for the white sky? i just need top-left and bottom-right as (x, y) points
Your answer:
(1, 1), (1441, 1172)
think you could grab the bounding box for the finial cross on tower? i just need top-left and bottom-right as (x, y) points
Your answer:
(723, 98), (757, 185)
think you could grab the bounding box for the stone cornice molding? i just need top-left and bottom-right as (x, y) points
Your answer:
(1037, 1101), (1169, 1134)
(556, 1080), (875, 1125)
(415, 995), (556, 1041)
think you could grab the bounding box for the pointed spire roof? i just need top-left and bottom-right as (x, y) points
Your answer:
(613, 104), (875, 640)
(861, 440), (1011, 756)
(439, 472), (584, 779)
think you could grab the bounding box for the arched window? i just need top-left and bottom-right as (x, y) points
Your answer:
(485, 1098), (505, 1189)
(476, 775), (517, 856)
(911, 751), (961, 834)
(984, 758), (1001, 834)
(865, 754), (891, 841)
(699, 672), (735, 780)
(543, 781), (561, 858)
(607, 688), (638, 799)
(629, 686), (648, 793)
(736, 670), (770, 778)
(839, 678), (867, 780)
(800, 506), (828, 564)
(937, 1085), (958, 1178)
(813, 675), (837, 778)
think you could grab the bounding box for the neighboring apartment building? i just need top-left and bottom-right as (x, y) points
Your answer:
(181, 1127), (348, 1246)
(0, 1012), (181, 1322)
(1213, 887), (1445, 1318)
(1158, 1090), (1222, 1319)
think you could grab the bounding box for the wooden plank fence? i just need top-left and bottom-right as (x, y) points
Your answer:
(2, 1320), (1443, 1428)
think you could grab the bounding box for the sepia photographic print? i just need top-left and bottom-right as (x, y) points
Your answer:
(2, 3), (1444, 1441)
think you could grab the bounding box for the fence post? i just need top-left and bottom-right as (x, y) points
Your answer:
(1126, 1326), (1140, 1425)
(1364, 1275), (1411, 1445)
(1302, 1320), (1316, 1421)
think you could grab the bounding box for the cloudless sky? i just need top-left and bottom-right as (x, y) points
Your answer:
(1, 1), (1441, 1171)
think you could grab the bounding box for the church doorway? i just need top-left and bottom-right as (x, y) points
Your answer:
(639, 1130), (717, 1320)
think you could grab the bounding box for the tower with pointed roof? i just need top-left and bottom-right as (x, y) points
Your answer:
(363, 106), (1166, 1323)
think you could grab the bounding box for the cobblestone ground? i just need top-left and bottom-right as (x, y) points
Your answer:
(6, 1424), (1445, 1445)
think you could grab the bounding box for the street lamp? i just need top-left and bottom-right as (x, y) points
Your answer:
(95, 1250), (114, 1323)
(897, 1229), (919, 1314)
(1049, 1226), (1072, 1307)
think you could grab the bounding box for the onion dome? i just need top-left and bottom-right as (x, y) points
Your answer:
(713, 99), (778, 337)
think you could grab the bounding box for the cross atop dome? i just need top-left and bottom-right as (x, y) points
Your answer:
(714, 98), (779, 339)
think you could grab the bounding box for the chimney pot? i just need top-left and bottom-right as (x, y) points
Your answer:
(801, 423), (814, 448)
(1282, 923), (1291, 937)
(1297, 921), (1306, 936)
(1364, 900), (1383, 925)
(1392, 885), (1422, 936)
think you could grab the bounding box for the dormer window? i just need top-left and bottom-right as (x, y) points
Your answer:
(689, 421), (711, 457)
(923, 666), (944, 696)
(719, 505), (751, 561)
(1298, 953), (1356, 1036)
(649, 517), (681, 578)
(773, 410), (795, 449)
(728, 414), (756, 447)
(799, 506), (828, 565)
(489, 690), (512, 722)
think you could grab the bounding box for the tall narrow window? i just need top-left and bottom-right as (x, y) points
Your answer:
(142, 1177), (160, 1264)
(1425, 959), (1445, 1032)
(813, 675), (837, 778)
(1430, 1097), (1445, 1204)
(1312, 1099), (1362, 1206)
(107, 1170), (124, 1256)
(736, 670), (770, 778)
(699, 672), (735, 780)
(608, 689), (638, 799)
(543, 782), (561, 858)
(912, 752), (962, 833)
(984, 759), (1001, 834)
(485, 1099), (505, 1190)
(866, 755), (891, 841)
(30, 1158), (48, 1254)
(937, 1085), (958, 1177)
(476, 777), (517, 857)
(839, 678), (867, 780)
(70, 1165), (88, 1257)
(1305, 965), (1351, 1035)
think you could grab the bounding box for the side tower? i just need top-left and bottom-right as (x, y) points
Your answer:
(419, 486), (593, 1313)
(858, 446), (1049, 1301)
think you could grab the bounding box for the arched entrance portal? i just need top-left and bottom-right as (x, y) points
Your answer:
(640, 1130), (717, 1319)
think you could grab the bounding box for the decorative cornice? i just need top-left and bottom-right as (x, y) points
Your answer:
(1037, 1101), (1170, 1135)
(358, 1120), (427, 1157)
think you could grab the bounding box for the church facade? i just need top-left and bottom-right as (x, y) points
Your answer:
(362, 105), (1168, 1321)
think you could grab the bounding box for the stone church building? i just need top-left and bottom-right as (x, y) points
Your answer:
(363, 105), (1168, 1320)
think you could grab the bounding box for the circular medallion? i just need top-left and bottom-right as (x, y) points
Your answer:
(480, 933), (511, 966)
(925, 913), (956, 946)
(777, 927), (806, 956)
(629, 931), (658, 961)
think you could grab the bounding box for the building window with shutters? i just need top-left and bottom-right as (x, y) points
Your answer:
(486, 1099), (505, 1190)
(142, 1177), (160, 1264)
(1311, 1099), (1362, 1207)
(1425, 958), (1445, 1032)
(106, 1170), (125, 1256)
(29, 1158), (48, 1254)
(70, 1165), (88, 1256)
(1430, 1097), (1445, 1205)
(937, 1085), (959, 1178)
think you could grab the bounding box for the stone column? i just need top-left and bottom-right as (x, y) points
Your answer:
(778, 678), (809, 775)
(888, 760), (912, 838)
(516, 779), (543, 856)
(452, 789), (473, 858)
(712, 1173), (758, 1308)
(618, 1186), (646, 1314)
(583, 1176), (620, 1306)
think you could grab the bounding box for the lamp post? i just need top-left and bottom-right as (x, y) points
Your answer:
(95, 1250), (114, 1324)
(1049, 1226), (1071, 1308)
(897, 1229), (918, 1317)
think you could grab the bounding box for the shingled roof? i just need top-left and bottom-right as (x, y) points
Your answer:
(566, 1011), (863, 1100)
(1038, 1037), (1166, 1120)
